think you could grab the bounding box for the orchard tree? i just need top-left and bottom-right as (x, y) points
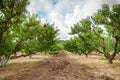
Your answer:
(64, 37), (81, 54)
(12, 14), (41, 57)
(21, 39), (39, 58)
(0, 0), (29, 43)
(0, 0), (29, 66)
(91, 4), (120, 63)
(70, 4), (120, 63)
(38, 23), (59, 54)
(70, 18), (95, 57)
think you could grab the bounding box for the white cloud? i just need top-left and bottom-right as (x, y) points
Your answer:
(65, 0), (103, 27)
(65, 5), (82, 27)
(40, 18), (46, 24)
(27, 0), (120, 40)
(50, 11), (71, 39)
(65, 0), (120, 31)
(27, 0), (53, 14)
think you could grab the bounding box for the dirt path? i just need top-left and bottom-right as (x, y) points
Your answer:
(6, 51), (114, 80)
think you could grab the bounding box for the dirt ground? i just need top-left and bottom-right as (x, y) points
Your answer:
(1, 51), (119, 80)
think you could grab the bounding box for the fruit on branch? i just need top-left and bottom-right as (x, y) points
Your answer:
(8, 2), (14, 9)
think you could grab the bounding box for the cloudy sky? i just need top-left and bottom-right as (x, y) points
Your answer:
(27, 0), (120, 40)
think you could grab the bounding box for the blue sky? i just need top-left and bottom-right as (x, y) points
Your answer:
(27, 0), (120, 40)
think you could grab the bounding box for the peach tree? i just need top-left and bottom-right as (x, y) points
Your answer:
(70, 18), (95, 57)
(91, 4), (120, 63)
(70, 4), (120, 64)
(37, 23), (60, 54)
(0, 0), (29, 66)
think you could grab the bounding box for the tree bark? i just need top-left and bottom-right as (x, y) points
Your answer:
(0, 32), (3, 48)
(85, 53), (88, 58)
(0, 55), (9, 67)
(85, 54), (88, 58)
(29, 54), (32, 59)
(107, 36), (120, 64)
(108, 58), (113, 64)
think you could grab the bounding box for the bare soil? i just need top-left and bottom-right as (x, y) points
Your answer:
(4, 51), (115, 80)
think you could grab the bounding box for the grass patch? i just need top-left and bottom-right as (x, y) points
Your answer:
(0, 53), (50, 80)
(49, 51), (59, 55)
(0, 62), (36, 80)
(99, 57), (116, 60)
(99, 57), (107, 60)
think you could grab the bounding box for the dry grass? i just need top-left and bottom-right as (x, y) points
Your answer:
(1, 51), (120, 80)
(9, 52), (50, 63)
(0, 62), (35, 80)
(0, 52), (50, 80)
(67, 52), (120, 80)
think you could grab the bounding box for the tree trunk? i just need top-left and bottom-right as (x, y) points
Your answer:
(29, 54), (32, 59)
(108, 58), (113, 64)
(0, 55), (9, 67)
(78, 53), (82, 55)
(0, 32), (3, 48)
(85, 53), (88, 58)
(44, 52), (47, 55)
(85, 54), (88, 58)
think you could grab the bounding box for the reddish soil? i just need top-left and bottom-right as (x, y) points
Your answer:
(6, 51), (114, 80)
